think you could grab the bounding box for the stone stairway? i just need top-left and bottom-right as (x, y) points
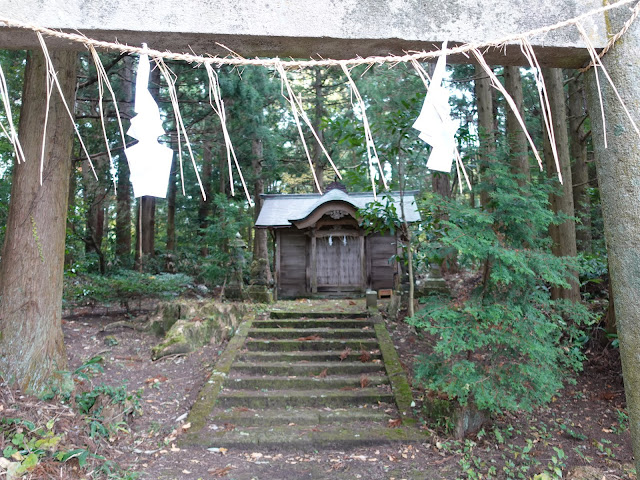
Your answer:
(182, 310), (424, 449)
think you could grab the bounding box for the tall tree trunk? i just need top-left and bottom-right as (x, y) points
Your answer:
(64, 163), (77, 267)
(166, 133), (178, 253)
(0, 50), (77, 394)
(541, 68), (579, 302)
(475, 64), (495, 207)
(312, 67), (326, 190)
(252, 137), (273, 284)
(567, 74), (592, 253)
(219, 144), (228, 196)
(82, 155), (105, 256)
(585, 8), (640, 472)
(543, 120), (560, 250)
(115, 55), (133, 262)
(503, 66), (530, 185)
(140, 197), (155, 255)
(432, 172), (457, 273)
(197, 142), (213, 256)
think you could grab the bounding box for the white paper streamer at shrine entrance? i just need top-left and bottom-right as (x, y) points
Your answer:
(125, 45), (173, 198)
(412, 41), (459, 173)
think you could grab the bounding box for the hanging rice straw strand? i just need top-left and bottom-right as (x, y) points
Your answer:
(0, 63), (25, 164)
(290, 91), (342, 181)
(454, 147), (472, 191)
(577, 22), (640, 141)
(154, 58), (206, 200)
(470, 48), (552, 181)
(207, 65), (234, 197)
(37, 33), (97, 183)
(340, 62), (388, 194)
(276, 61), (322, 193)
(575, 26), (608, 149)
(88, 46), (129, 190)
(39, 59), (53, 185)
(519, 38), (560, 174)
(454, 150), (464, 193)
(205, 64), (253, 206)
(88, 47), (116, 190)
(410, 59), (432, 89)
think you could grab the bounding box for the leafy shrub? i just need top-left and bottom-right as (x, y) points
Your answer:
(64, 270), (193, 307)
(409, 163), (594, 414)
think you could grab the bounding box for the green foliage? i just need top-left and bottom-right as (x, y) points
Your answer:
(64, 270), (193, 306)
(197, 193), (253, 285)
(409, 163), (593, 414)
(358, 196), (402, 235)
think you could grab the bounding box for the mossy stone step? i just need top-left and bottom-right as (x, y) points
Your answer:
(224, 374), (389, 390)
(253, 319), (374, 329)
(268, 311), (367, 319)
(216, 388), (395, 409)
(181, 424), (427, 449)
(248, 327), (376, 340)
(237, 350), (382, 363)
(232, 361), (385, 376)
(245, 338), (379, 351)
(210, 407), (393, 427)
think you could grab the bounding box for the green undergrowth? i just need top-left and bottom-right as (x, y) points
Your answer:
(63, 269), (193, 309)
(1, 357), (141, 478)
(436, 417), (632, 479)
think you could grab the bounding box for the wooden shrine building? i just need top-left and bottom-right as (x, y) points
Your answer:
(255, 183), (420, 298)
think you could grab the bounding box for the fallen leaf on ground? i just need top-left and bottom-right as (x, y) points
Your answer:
(359, 350), (371, 362)
(315, 369), (328, 378)
(388, 418), (402, 427)
(297, 335), (322, 341)
(340, 347), (352, 361)
(360, 376), (370, 388)
(145, 375), (169, 384)
(208, 466), (233, 477)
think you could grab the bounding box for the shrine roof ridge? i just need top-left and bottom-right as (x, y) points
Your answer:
(255, 190), (421, 228)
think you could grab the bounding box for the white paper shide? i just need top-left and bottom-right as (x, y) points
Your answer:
(413, 41), (458, 173)
(125, 46), (173, 198)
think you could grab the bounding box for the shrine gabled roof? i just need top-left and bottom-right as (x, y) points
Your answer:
(255, 189), (421, 228)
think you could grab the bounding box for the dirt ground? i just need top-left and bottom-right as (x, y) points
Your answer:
(2, 297), (636, 479)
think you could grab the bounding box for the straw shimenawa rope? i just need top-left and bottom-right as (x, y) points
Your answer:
(0, 0), (637, 69)
(1, 0), (639, 200)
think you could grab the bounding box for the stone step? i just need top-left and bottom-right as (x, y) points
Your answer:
(216, 388), (395, 409)
(252, 319), (374, 329)
(232, 361), (385, 376)
(237, 350), (382, 363)
(181, 424), (426, 449)
(224, 374), (389, 391)
(210, 407), (394, 427)
(269, 311), (367, 319)
(245, 338), (379, 352)
(248, 327), (376, 340)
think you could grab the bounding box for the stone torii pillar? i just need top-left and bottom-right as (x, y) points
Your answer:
(585, 4), (640, 472)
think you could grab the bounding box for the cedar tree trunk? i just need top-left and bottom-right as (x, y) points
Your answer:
(541, 68), (579, 302)
(0, 50), (77, 394)
(115, 55), (133, 261)
(567, 74), (592, 253)
(475, 64), (495, 207)
(252, 137), (272, 284)
(503, 65), (530, 185)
